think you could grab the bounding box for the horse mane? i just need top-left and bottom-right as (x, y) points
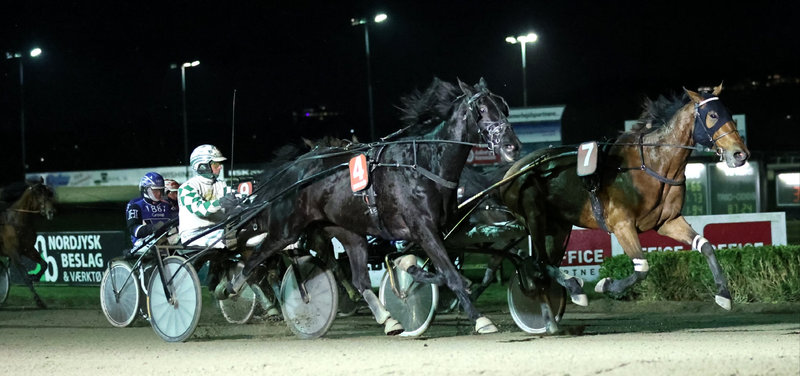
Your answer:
(630, 93), (688, 134)
(0, 182), (31, 203)
(255, 144), (306, 180)
(250, 142), (338, 206)
(390, 77), (461, 139)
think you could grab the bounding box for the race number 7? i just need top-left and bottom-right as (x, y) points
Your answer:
(577, 141), (598, 176)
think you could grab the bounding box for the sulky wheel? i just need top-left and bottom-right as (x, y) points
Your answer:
(280, 256), (338, 339)
(218, 279), (257, 324)
(378, 258), (438, 337)
(0, 262), (9, 305)
(147, 256), (202, 342)
(507, 272), (567, 334)
(100, 260), (141, 328)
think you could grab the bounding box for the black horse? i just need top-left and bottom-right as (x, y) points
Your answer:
(230, 78), (521, 334)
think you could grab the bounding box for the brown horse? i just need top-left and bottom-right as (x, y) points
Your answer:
(501, 84), (749, 331)
(0, 178), (56, 308)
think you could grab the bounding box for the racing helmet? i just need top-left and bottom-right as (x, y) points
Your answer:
(140, 172), (165, 202)
(164, 179), (180, 192)
(190, 144), (227, 177)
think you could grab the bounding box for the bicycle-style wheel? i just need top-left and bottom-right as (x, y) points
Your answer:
(507, 272), (567, 334)
(100, 260), (141, 327)
(378, 258), (438, 337)
(280, 256), (338, 339)
(218, 280), (257, 324)
(147, 256), (202, 342)
(0, 263), (9, 305)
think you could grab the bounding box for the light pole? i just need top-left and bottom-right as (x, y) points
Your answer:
(6, 47), (42, 178)
(173, 60), (199, 178)
(351, 13), (387, 141)
(505, 33), (538, 107)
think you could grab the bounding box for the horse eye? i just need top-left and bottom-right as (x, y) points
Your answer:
(479, 105), (487, 113)
(709, 112), (718, 119)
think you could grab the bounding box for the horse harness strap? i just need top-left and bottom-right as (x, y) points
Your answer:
(617, 133), (686, 186)
(370, 139), (459, 189)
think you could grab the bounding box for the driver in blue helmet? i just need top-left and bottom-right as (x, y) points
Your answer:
(125, 172), (178, 246)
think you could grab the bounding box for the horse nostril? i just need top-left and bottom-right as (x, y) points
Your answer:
(735, 151), (749, 161)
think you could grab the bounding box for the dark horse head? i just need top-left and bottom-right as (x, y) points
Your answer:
(398, 77), (521, 163)
(1, 177), (56, 220)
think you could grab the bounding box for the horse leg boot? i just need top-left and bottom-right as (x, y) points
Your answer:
(595, 258), (648, 296)
(694, 235), (732, 310)
(470, 255), (502, 301)
(540, 287), (559, 334)
(361, 289), (403, 335)
(545, 265), (587, 306)
(656, 218), (732, 310)
(396, 255), (448, 286)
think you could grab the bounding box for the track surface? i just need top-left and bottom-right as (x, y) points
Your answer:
(1, 296), (798, 375)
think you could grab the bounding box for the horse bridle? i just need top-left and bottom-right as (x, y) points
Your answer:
(12, 185), (51, 215)
(462, 91), (512, 152)
(693, 96), (739, 149)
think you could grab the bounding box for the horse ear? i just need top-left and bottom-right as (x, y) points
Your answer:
(712, 82), (724, 96)
(684, 87), (703, 103)
(458, 78), (472, 95)
(302, 137), (314, 149)
(351, 134), (360, 144)
(25, 176), (43, 186)
(478, 77), (487, 90)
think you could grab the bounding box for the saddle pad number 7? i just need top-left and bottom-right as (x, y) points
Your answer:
(577, 141), (598, 176)
(349, 154), (369, 192)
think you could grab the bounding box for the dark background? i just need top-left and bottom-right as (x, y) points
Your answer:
(2, 1), (798, 184)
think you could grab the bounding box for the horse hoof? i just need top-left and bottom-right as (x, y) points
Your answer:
(384, 318), (404, 335)
(546, 321), (559, 335)
(715, 295), (732, 311)
(566, 277), (588, 306)
(393, 254), (418, 272)
(594, 277), (610, 293)
(214, 281), (231, 300)
(571, 294), (589, 307)
(475, 316), (498, 334)
(265, 307), (282, 322)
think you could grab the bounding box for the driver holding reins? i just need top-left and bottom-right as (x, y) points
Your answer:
(177, 144), (242, 248)
(125, 172), (178, 247)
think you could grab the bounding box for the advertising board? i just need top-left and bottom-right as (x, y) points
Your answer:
(560, 212), (787, 281)
(10, 231), (127, 285)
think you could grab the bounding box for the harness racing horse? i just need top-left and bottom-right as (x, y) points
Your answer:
(231, 78), (521, 334)
(0, 178), (56, 308)
(501, 84), (749, 332)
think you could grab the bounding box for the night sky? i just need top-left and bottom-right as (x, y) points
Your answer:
(2, 1), (798, 183)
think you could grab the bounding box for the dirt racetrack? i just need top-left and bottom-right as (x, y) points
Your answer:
(1, 290), (799, 376)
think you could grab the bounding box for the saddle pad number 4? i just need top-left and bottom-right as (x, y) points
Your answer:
(577, 141), (598, 176)
(349, 154), (369, 192)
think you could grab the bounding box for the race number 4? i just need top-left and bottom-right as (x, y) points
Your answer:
(577, 141), (598, 176)
(349, 154), (369, 192)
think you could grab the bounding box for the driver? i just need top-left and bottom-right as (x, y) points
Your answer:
(125, 172), (177, 245)
(164, 178), (181, 210)
(177, 144), (241, 248)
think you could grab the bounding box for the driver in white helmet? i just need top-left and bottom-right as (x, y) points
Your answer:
(177, 144), (242, 248)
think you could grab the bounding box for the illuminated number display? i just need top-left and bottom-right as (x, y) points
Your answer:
(776, 172), (800, 207)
